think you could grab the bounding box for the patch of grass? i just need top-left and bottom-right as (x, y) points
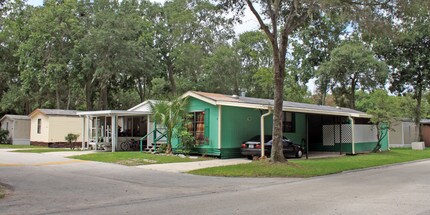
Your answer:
(69, 152), (210, 166)
(0, 185), (6, 199)
(12, 148), (74, 153)
(189, 148), (430, 178)
(0, 144), (45, 149)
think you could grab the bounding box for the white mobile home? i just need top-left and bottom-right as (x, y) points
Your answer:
(29, 109), (84, 147)
(0, 115), (31, 145)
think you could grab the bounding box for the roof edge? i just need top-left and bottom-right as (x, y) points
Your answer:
(181, 91), (217, 106)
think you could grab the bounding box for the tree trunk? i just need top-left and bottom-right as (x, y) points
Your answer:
(55, 86), (61, 109)
(167, 60), (176, 95)
(270, 42), (286, 163)
(350, 78), (356, 109)
(25, 101), (30, 115)
(166, 129), (173, 154)
(85, 79), (93, 111)
(66, 87), (71, 110)
(233, 72), (239, 95)
(100, 85), (108, 110)
(415, 83), (423, 141)
(136, 78), (145, 102)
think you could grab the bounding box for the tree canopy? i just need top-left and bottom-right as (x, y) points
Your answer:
(1, 0), (430, 152)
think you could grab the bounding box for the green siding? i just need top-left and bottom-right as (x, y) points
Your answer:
(172, 97), (390, 158)
(172, 98), (220, 156)
(263, 112), (307, 146)
(220, 106), (262, 158)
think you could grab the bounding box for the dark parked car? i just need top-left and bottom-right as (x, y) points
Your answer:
(241, 135), (303, 159)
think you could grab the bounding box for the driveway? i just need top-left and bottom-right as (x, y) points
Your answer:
(1, 150), (430, 215)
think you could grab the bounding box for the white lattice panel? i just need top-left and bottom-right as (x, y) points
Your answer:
(323, 124), (353, 146)
(323, 125), (335, 146)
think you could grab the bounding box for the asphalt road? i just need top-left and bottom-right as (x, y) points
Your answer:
(1, 150), (430, 215)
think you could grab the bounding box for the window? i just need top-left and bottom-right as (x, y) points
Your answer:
(5, 122), (8, 130)
(283, 112), (295, 132)
(37, 119), (41, 134)
(188, 112), (206, 144)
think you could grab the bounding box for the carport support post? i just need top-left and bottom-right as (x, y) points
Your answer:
(87, 116), (91, 150)
(111, 114), (117, 152)
(260, 108), (272, 158)
(95, 117), (99, 147)
(306, 115), (308, 159)
(349, 116), (355, 155)
(81, 117), (85, 150)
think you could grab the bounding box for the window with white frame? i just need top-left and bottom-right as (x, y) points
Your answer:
(37, 119), (41, 134)
(283, 112), (295, 132)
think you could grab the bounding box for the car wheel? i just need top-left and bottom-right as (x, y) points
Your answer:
(296, 150), (303, 158)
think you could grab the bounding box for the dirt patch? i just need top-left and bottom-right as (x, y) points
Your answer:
(116, 158), (158, 166)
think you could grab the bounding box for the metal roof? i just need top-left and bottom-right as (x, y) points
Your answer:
(182, 91), (370, 118)
(76, 110), (151, 117)
(30, 109), (78, 117)
(420, 119), (430, 124)
(0, 114), (30, 121)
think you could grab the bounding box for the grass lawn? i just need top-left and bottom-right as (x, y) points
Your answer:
(69, 152), (210, 166)
(0, 144), (45, 149)
(189, 148), (430, 178)
(12, 148), (75, 153)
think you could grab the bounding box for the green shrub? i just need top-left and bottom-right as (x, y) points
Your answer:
(177, 129), (195, 155)
(65, 133), (79, 150)
(157, 143), (168, 153)
(0, 129), (9, 143)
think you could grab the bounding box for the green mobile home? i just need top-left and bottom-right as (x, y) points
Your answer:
(173, 91), (388, 158)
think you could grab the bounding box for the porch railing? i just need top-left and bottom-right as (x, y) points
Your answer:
(139, 128), (167, 153)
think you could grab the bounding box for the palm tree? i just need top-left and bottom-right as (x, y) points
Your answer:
(151, 98), (189, 154)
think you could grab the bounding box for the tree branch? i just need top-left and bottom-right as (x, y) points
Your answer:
(265, 0), (277, 38)
(339, 0), (392, 7)
(245, 0), (274, 41)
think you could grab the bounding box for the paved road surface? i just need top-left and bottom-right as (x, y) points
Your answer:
(1, 150), (430, 215)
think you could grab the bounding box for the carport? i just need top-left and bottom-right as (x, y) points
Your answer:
(260, 103), (384, 158)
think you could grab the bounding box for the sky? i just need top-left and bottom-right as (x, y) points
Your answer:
(25, 0), (317, 93)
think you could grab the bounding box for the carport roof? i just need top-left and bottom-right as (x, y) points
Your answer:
(76, 110), (151, 117)
(182, 91), (370, 118)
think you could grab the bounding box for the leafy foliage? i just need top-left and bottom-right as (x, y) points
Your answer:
(0, 129), (10, 144)
(65, 133), (79, 150)
(151, 98), (189, 154)
(318, 41), (388, 109)
(372, 0), (430, 140)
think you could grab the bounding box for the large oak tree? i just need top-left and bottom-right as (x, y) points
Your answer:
(220, 0), (391, 162)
